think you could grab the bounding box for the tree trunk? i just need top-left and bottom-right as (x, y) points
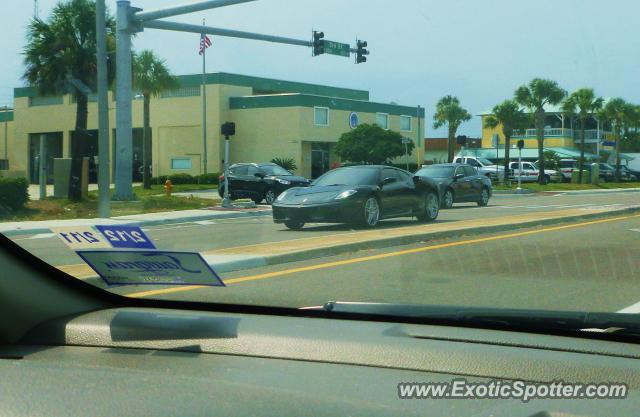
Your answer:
(69, 92), (88, 201)
(503, 134), (511, 182)
(578, 117), (586, 184)
(536, 109), (546, 185)
(447, 124), (455, 163)
(143, 95), (151, 189)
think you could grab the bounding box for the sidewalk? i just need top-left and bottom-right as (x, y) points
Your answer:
(0, 206), (272, 237)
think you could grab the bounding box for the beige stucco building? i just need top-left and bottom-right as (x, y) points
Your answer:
(5, 72), (424, 182)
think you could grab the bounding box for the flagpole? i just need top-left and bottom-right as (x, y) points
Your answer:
(201, 19), (208, 175)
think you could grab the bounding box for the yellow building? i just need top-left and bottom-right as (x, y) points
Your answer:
(477, 103), (613, 161)
(8, 72), (424, 182)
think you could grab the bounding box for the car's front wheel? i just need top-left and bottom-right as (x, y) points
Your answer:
(477, 187), (490, 207)
(417, 192), (439, 222)
(284, 221), (305, 230)
(442, 189), (454, 209)
(359, 196), (380, 227)
(264, 189), (277, 205)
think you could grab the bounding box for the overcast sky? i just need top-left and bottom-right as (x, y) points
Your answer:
(1, 0), (639, 136)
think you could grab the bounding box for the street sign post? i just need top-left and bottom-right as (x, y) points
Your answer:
(322, 40), (350, 57)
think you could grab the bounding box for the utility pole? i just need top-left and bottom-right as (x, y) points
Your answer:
(39, 134), (47, 199)
(201, 19), (209, 175)
(3, 106), (8, 163)
(34, 0), (39, 18)
(96, 0), (111, 217)
(114, 0), (134, 201)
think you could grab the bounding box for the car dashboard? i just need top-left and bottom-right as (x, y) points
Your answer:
(1, 306), (639, 417)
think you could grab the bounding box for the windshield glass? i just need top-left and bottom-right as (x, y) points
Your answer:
(261, 165), (292, 176)
(2, 0), (640, 337)
(416, 166), (454, 178)
(312, 167), (379, 186)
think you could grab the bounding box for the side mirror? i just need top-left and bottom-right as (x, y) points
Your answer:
(382, 177), (396, 185)
(254, 172), (265, 178)
(454, 173), (464, 181)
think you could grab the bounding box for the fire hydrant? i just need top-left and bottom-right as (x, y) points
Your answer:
(164, 179), (173, 197)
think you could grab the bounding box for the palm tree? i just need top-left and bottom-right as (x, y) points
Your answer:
(133, 50), (179, 189)
(433, 96), (472, 162)
(561, 89), (604, 183)
(514, 79), (566, 184)
(23, 0), (115, 200)
(483, 100), (528, 180)
(599, 98), (633, 182)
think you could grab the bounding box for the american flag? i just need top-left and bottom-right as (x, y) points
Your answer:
(199, 33), (212, 55)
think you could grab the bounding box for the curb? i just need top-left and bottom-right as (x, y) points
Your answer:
(205, 206), (640, 275)
(0, 209), (273, 237)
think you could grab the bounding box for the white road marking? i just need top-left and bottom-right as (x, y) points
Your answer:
(629, 229), (640, 233)
(194, 220), (217, 225)
(617, 302), (640, 314)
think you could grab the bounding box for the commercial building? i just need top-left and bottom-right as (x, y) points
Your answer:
(471, 103), (616, 162)
(5, 72), (424, 183)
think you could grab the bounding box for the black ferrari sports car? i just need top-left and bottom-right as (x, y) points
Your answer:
(272, 165), (440, 230)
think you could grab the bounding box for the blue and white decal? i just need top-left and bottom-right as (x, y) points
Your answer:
(95, 225), (156, 249)
(76, 250), (225, 287)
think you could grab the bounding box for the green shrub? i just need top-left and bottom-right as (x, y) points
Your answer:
(159, 173), (194, 185)
(0, 177), (29, 212)
(195, 172), (221, 185)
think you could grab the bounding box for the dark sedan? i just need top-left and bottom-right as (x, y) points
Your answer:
(218, 163), (310, 204)
(415, 164), (492, 209)
(272, 165), (440, 230)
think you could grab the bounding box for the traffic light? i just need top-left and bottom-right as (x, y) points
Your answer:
(221, 122), (236, 137)
(517, 139), (525, 150)
(356, 40), (369, 64)
(456, 135), (468, 146)
(312, 31), (325, 56)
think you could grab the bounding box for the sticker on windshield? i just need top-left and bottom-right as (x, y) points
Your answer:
(95, 225), (156, 249)
(52, 226), (112, 250)
(76, 250), (225, 287)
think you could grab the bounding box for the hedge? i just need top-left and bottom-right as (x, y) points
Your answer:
(0, 177), (29, 213)
(152, 172), (221, 185)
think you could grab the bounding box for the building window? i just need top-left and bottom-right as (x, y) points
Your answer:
(314, 107), (329, 126)
(171, 158), (192, 170)
(29, 96), (63, 107)
(161, 86), (201, 99)
(376, 113), (389, 129)
(400, 115), (412, 131)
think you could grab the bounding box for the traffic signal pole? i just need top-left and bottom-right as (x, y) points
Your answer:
(113, 0), (365, 201)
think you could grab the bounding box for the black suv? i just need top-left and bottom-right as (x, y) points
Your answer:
(218, 163), (310, 204)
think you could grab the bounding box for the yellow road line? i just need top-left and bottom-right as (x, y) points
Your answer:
(125, 213), (640, 299)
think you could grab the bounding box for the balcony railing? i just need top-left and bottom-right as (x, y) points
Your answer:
(511, 128), (611, 143)
(512, 128), (573, 138)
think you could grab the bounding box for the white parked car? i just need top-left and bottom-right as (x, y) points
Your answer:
(453, 156), (505, 180)
(508, 161), (561, 184)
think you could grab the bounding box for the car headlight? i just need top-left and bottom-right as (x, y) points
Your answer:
(335, 190), (357, 200)
(276, 190), (289, 201)
(275, 178), (291, 185)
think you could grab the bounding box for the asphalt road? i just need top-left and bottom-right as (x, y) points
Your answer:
(9, 191), (640, 268)
(113, 213), (640, 313)
(6, 191), (640, 313)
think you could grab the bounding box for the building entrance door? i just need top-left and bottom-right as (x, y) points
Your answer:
(311, 142), (331, 179)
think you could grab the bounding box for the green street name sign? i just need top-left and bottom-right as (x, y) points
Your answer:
(322, 40), (350, 57)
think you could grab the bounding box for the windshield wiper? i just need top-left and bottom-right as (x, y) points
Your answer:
(320, 302), (640, 337)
